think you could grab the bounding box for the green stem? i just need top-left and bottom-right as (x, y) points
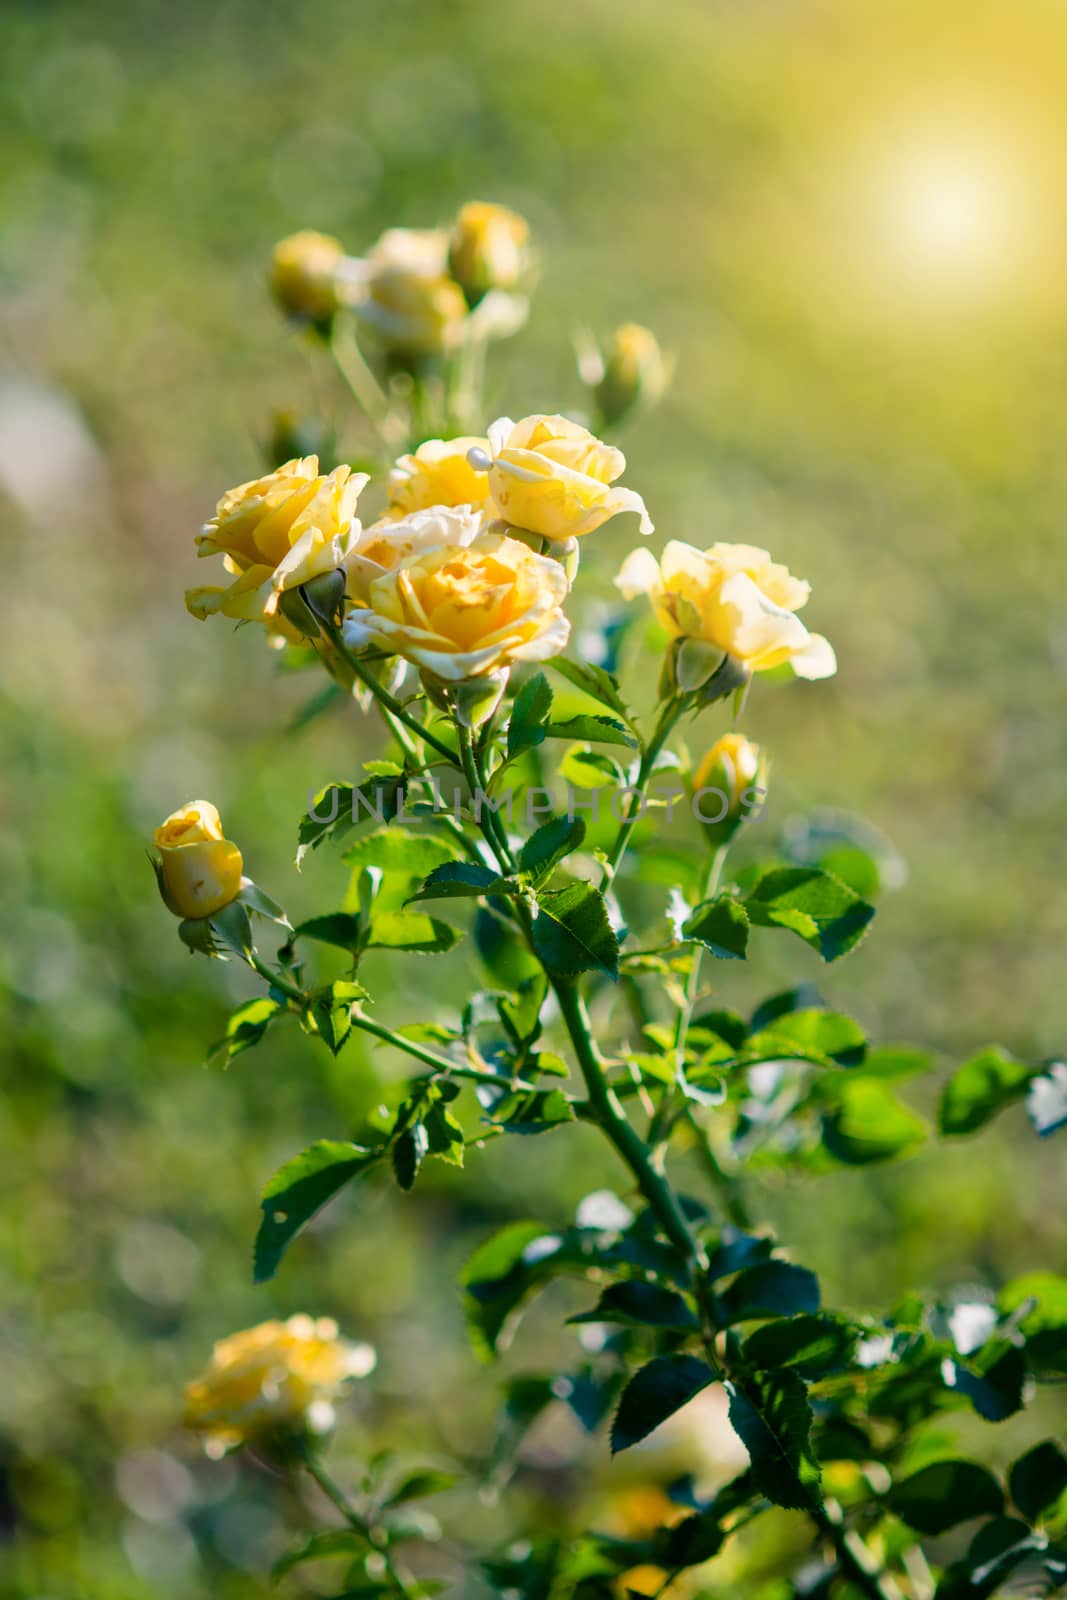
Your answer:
(350, 1010), (543, 1093)
(300, 1451), (414, 1597)
(599, 698), (681, 889)
(324, 627), (456, 765)
(246, 951), (305, 1003)
(328, 323), (401, 451)
(455, 720), (516, 873)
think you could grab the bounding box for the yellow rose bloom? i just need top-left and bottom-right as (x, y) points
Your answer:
(616, 540), (836, 688)
(346, 504), (489, 606)
(154, 800), (244, 920)
(353, 228), (468, 356)
(342, 531), (570, 690)
(483, 414), (653, 542)
(186, 456), (367, 625)
(270, 230), (347, 324)
(448, 200), (530, 302)
(185, 1315), (376, 1458)
(386, 437), (492, 518)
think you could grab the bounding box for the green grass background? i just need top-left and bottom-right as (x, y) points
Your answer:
(2, 0), (1065, 1593)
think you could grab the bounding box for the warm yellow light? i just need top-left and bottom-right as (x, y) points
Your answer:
(875, 139), (1024, 294)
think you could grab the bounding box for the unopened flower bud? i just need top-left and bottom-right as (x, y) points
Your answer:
(270, 231), (347, 327)
(593, 323), (672, 426)
(153, 801), (243, 921)
(690, 734), (767, 846)
(448, 201), (530, 305)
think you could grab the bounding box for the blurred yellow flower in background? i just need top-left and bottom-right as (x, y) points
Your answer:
(448, 199), (531, 302)
(186, 456), (367, 624)
(342, 532), (570, 718)
(270, 230), (347, 324)
(153, 800), (243, 921)
(353, 228), (468, 357)
(483, 413), (653, 541)
(617, 540), (835, 688)
(386, 436), (492, 516)
(345, 504), (488, 604)
(185, 1315), (376, 1457)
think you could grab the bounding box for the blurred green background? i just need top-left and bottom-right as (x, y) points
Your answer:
(2, 0), (1065, 1593)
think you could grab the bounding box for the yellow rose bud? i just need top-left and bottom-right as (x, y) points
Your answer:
(186, 456), (367, 626)
(270, 230), (346, 325)
(342, 531), (570, 714)
(386, 436), (492, 517)
(345, 504), (488, 605)
(616, 540), (836, 690)
(593, 323), (672, 426)
(353, 228), (468, 358)
(154, 800), (243, 920)
(185, 1315), (375, 1458)
(483, 414), (653, 542)
(448, 200), (530, 303)
(691, 733), (766, 843)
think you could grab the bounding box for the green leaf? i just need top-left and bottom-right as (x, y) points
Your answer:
(237, 881), (292, 928)
(392, 1123), (429, 1190)
(683, 897), (749, 961)
(296, 769), (406, 863)
(557, 746), (624, 790)
(461, 1220), (557, 1359)
(532, 883), (619, 978)
(295, 912), (365, 955)
(1026, 1062), (1067, 1138)
(520, 816), (586, 885)
(745, 1009), (866, 1068)
(272, 1529), (367, 1581)
(498, 973), (548, 1048)
(888, 1459), (1003, 1534)
(822, 1080), (927, 1165)
(382, 1469), (457, 1507)
(719, 1261), (820, 1324)
(550, 658), (632, 722)
(943, 1342), (1026, 1421)
(343, 826), (458, 876)
(408, 862), (505, 901)
(725, 1369), (822, 1510)
(254, 1140), (381, 1282)
(308, 979), (366, 1055)
(939, 1045), (1034, 1136)
(610, 1355), (716, 1453)
(488, 1088), (576, 1136)
(507, 671), (554, 761)
(743, 867), (875, 962)
(1009, 1440), (1067, 1522)
(367, 911), (462, 954)
(543, 714), (637, 747)
(742, 1314), (859, 1377)
(570, 1282), (698, 1331)
(207, 996), (283, 1064)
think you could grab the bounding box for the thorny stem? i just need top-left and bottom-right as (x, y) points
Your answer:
(455, 720), (516, 873)
(349, 1009), (545, 1094)
(246, 950), (305, 1004)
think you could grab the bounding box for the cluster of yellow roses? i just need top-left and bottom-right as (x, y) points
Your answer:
(185, 411), (834, 729)
(270, 200), (532, 354)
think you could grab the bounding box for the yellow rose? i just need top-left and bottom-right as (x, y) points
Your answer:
(386, 437), (492, 518)
(616, 540), (836, 690)
(448, 200), (530, 302)
(482, 414), (653, 542)
(270, 230), (347, 324)
(185, 1315), (375, 1458)
(353, 228), (468, 357)
(346, 504), (488, 605)
(342, 532), (570, 721)
(154, 800), (244, 920)
(186, 456), (367, 624)
(593, 323), (672, 425)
